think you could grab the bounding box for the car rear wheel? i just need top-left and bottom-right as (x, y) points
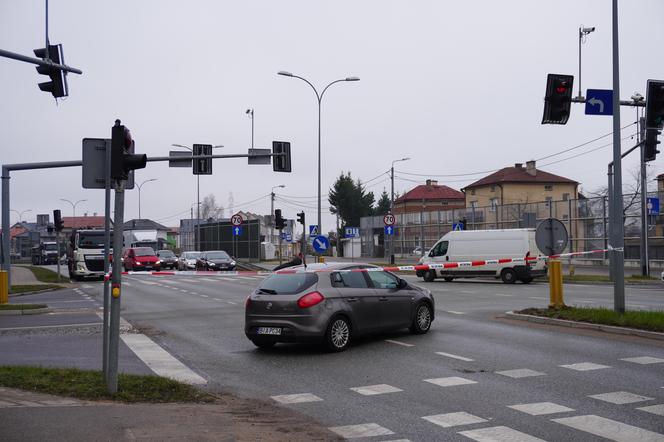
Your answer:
(325, 316), (351, 352)
(410, 303), (432, 334)
(423, 270), (436, 282)
(251, 339), (276, 349)
(501, 268), (517, 284)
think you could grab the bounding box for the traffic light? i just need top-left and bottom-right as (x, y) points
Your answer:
(297, 211), (305, 226)
(644, 128), (661, 162)
(645, 79), (664, 129)
(542, 74), (574, 124)
(272, 141), (292, 172)
(274, 209), (286, 230)
(53, 209), (64, 232)
(33, 44), (68, 98)
(110, 120), (147, 180)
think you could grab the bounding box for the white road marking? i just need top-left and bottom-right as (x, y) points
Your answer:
(200, 294), (209, 298)
(435, 352), (474, 362)
(552, 415), (664, 442)
(460, 290), (478, 294)
(508, 402), (574, 415)
(137, 280), (158, 285)
(213, 298), (222, 301)
(350, 384), (402, 396)
(123, 282), (132, 286)
(270, 393), (323, 404)
(637, 404), (664, 416)
(529, 296), (546, 300)
(494, 293), (513, 297)
(178, 278), (197, 283)
(424, 377), (477, 387)
(445, 311), (466, 315)
(559, 362), (611, 371)
(179, 289), (188, 293)
(82, 285), (92, 289)
(385, 339), (414, 347)
(328, 423), (394, 439)
(422, 412), (487, 428)
(496, 369), (546, 379)
(459, 426), (546, 442)
(201, 278), (217, 282)
(190, 292), (198, 295)
(120, 333), (207, 385)
(589, 391), (653, 404)
(227, 301), (237, 305)
(620, 356), (664, 364)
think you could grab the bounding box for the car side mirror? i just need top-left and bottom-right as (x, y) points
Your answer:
(398, 278), (408, 289)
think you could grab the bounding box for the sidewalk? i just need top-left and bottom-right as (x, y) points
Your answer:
(9, 265), (45, 285)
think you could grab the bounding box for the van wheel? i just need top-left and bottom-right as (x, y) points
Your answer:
(443, 277), (454, 282)
(423, 270), (436, 282)
(501, 268), (517, 284)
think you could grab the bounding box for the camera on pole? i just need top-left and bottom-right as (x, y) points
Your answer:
(542, 74), (574, 125)
(33, 44), (68, 98)
(110, 120), (146, 180)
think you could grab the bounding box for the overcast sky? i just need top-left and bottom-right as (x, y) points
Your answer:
(2, 0), (663, 233)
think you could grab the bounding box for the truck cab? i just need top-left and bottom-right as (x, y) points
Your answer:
(31, 241), (59, 265)
(67, 230), (113, 280)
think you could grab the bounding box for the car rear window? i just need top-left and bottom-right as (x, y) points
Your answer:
(135, 247), (155, 256)
(258, 273), (318, 295)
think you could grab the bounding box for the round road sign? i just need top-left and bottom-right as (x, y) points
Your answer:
(383, 213), (395, 226)
(535, 218), (568, 256)
(231, 213), (244, 226)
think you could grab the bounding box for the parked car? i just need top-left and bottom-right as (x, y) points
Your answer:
(156, 249), (178, 270)
(122, 247), (160, 271)
(245, 263), (434, 351)
(177, 251), (201, 271)
(196, 250), (236, 271)
(411, 246), (423, 256)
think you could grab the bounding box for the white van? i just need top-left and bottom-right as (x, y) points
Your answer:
(416, 229), (547, 284)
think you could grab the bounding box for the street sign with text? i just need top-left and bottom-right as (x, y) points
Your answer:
(344, 227), (359, 238)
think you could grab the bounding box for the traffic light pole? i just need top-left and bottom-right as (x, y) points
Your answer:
(639, 117), (649, 277)
(108, 179), (125, 394)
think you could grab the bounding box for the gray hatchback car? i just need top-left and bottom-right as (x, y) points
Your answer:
(244, 263), (435, 351)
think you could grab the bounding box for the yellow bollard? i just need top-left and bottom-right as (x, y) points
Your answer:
(548, 260), (564, 309)
(0, 270), (8, 304)
(318, 256), (325, 263)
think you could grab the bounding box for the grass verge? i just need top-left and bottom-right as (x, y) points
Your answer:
(10, 284), (62, 294)
(26, 266), (64, 283)
(517, 306), (664, 333)
(0, 303), (47, 310)
(0, 366), (214, 403)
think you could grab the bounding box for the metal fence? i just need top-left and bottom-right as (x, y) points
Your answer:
(360, 192), (664, 266)
(197, 219), (261, 261)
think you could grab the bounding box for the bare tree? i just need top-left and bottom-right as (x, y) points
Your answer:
(200, 194), (224, 220)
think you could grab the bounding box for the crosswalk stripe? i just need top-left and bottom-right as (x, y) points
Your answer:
(271, 393), (322, 404)
(637, 404), (664, 416)
(508, 402), (574, 416)
(423, 412), (486, 428)
(435, 352), (474, 362)
(459, 426), (546, 442)
(552, 415), (664, 442)
(328, 423), (394, 439)
(589, 391), (653, 405)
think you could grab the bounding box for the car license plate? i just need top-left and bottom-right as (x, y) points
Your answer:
(257, 327), (281, 335)
(145, 266), (153, 270)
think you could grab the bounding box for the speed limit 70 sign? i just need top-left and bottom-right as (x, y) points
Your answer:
(383, 213), (395, 226)
(231, 213), (244, 226)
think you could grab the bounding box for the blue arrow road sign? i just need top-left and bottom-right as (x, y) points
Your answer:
(312, 235), (329, 253)
(452, 223), (464, 231)
(344, 227), (359, 238)
(232, 225), (242, 236)
(647, 197), (660, 215)
(384, 226), (394, 236)
(585, 89), (614, 116)
(309, 225), (318, 235)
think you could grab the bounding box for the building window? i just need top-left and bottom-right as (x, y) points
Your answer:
(491, 186), (496, 192)
(489, 198), (498, 212)
(470, 201), (478, 209)
(470, 189), (475, 195)
(562, 193), (570, 201)
(545, 185), (553, 191)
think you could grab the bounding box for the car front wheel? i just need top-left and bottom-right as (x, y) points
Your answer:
(423, 270), (436, 282)
(325, 316), (351, 352)
(410, 303), (432, 334)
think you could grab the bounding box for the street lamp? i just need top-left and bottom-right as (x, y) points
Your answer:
(10, 209), (31, 223)
(136, 178), (157, 219)
(390, 157), (411, 264)
(171, 144), (224, 251)
(270, 184), (285, 244)
(577, 25), (596, 100)
(278, 70), (359, 237)
(246, 109), (254, 149)
(60, 198), (87, 217)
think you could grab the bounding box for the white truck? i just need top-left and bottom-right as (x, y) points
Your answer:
(67, 229), (113, 280)
(416, 229), (547, 284)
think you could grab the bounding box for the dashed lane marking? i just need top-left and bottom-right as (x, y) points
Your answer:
(435, 352), (474, 362)
(328, 423), (395, 439)
(82, 285), (92, 289)
(496, 369), (546, 379)
(637, 404), (664, 416)
(271, 393), (323, 404)
(422, 412), (487, 428)
(227, 301), (237, 305)
(200, 294), (209, 298)
(494, 293), (513, 297)
(559, 362), (611, 371)
(552, 415), (664, 442)
(385, 339), (415, 347)
(620, 356), (664, 365)
(350, 384), (403, 396)
(445, 311), (466, 315)
(201, 278), (217, 282)
(589, 391), (654, 405)
(424, 377), (477, 387)
(508, 402), (575, 415)
(459, 426), (546, 442)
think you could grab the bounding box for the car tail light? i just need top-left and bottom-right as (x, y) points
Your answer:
(297, 291), (324, 308)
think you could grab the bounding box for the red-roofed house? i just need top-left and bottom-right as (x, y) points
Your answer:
(63, 216), (105, 230)
(393, 179), (465, 214)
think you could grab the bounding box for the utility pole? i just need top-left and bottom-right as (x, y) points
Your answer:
(639, 116), (649, 276)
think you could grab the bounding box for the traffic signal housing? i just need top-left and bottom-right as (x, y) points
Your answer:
(33, 44), (68, 98)
(274, 209), (286, 230)
(644, 128), (661, 162)
(110, 120), (147, 180)
(542, 74), (574, 125)
(272, 141), (292, 172)
(645, 79), (664, 129)
(297, 211), (305, 226)
(53, 209), (64, 232)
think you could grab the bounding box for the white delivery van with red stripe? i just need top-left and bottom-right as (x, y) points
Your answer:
(416, 229), (547, 284)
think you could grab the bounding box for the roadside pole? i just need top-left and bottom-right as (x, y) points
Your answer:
(108, 179), (125, 394)
(56, 232), (61, 283)
(102, 139), (111, 382)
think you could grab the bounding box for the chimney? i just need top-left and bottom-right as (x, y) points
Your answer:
(425, 179), (438, 188)
(36, 214), (49, 226)
(515, 163), (523, 169)
(525, 160), (536, 176)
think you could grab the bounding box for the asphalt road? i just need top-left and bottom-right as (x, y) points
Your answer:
(66, 272), (660, 442)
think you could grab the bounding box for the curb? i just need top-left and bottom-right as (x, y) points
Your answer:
(9, 286), (64, 297)
(0, 307), (52, 316)
(504, 311), (664, 340)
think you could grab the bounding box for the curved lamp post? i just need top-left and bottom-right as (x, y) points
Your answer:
(137, 178), (157, 219)
(277, 71), (359, 237)
(60, 198), (87, 217)
(10, 209), (31, 223)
